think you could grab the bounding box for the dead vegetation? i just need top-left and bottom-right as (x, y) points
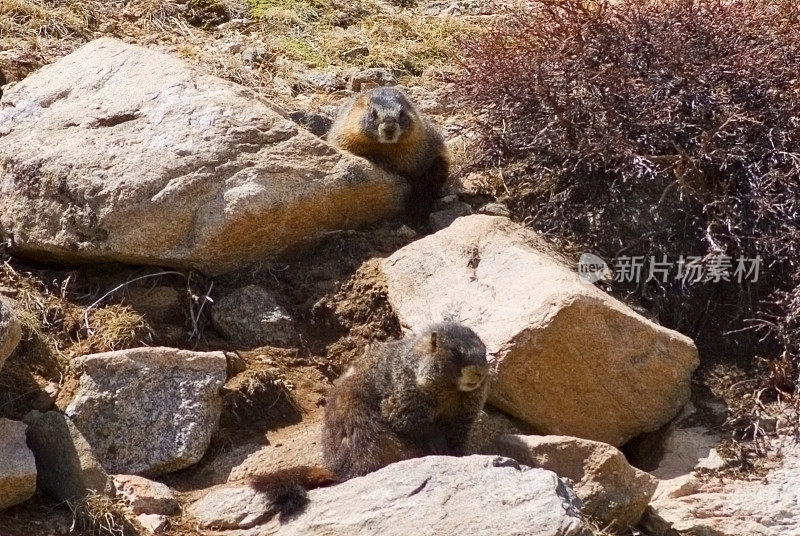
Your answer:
(68, 493), (144, 536)
(0, 255), (153, 419)
(454, 0), (800, 465)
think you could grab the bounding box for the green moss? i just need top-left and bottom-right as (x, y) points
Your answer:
(281, 36), (329, 66)
(248, 0), (326, 20)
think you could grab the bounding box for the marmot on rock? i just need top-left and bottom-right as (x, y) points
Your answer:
(250, 322), (489, 520)
(327, 86), (450, 215)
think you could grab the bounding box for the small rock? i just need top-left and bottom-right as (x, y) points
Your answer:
(343, 45), (369, 59)
(23, 410), (111, 502)
(432, 194), (459, 209)
(65, 347), (227, 476)
(295, 69), (346, 93)
(0, 296), (21, 372)
(137, 513), (169, 535)
(211, 286), (298, 347)
(288, 110), (333, 138)
(188, 483), (273, 530)
(490, 434), (658, 529)
(396, 224), (417, 239)
(0, 419), (36, 510)
(650, 435), (800, 536)
(349, 68), (397, 91)
(222, 41), (244, 55)
(241, 46), (269, 64)
(428, 201), (473, 230)
(112, 474), (178, 515)
(478, 202), (511, 217)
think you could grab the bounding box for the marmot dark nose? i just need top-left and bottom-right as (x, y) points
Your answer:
(383, 123), (398, 135)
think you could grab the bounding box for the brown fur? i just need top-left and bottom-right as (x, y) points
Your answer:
(327, 86), (450, 215)
(249, 322), (488, 519)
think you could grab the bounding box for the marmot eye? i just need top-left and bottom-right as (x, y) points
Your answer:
(370, 109), (378, 119)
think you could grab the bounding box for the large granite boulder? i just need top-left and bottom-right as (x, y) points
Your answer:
(0, 38), (406, 275)
(380, 215), (699, 446)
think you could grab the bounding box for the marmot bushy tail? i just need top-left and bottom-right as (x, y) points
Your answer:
(249, 466), (337, 520)
(327, 86), (450, 215)
(249, 322), (489, 520)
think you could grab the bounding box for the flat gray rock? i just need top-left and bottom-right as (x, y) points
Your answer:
(211, 285), (297, 347)
(276, 456), (591, 536)
(65, 347), (227, 476)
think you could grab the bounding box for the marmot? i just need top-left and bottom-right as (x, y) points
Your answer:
(327, 86), (450, 215)
(251, 322), (489, 519)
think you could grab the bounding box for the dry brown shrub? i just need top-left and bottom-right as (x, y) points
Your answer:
(454, 0), (800, 456)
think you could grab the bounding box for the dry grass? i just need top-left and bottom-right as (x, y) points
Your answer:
(0, 0), (93, 39)
(247, 0), (476, 74)
(0, 257), (153, 419)
(68, 493), (143, 536)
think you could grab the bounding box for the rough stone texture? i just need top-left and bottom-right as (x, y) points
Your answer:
(23, 410), (111, 501)
(649, 436), (800, 536)
(490, 434), (657, 529)
(211, 285), (297, 347)
(429, 200), (473, 230)
(0, 38), (407, 276)
(189, 456), (591, 535)
(198, 421), (323, 486)
(112, 474), (178, 515)
(0, 296), (21, 372)
(295, 69), (346, 92)
(0, 418), (36, 510)
(276, 456), (591, 536)
(287, 110), (333, 138)
(380, 215), (699, 446)
(137, 513), (169, 535)
(650, 425), (724, 502)
(349, 67), (396, 91)
(65, 347), (227, 476)
(188, 483), (275, 530)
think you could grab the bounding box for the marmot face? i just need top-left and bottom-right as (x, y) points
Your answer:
(357, 88), (417, 144)
(414, 323), (489, 392)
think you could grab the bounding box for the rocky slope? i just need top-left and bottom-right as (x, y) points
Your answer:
(0, 2), (798, 536)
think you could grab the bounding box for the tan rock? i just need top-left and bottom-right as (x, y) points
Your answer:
(649, 436), (800, 536)
(112, 474), (177, 515)
(0, 38), (406, 276)
(0, 419), (36, 510)
(0, 296), (21, 372)
(379, 215), (699, 446)
(490, 434), (657, 529)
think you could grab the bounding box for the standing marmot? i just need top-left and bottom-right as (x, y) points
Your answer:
(251, 322), (489, 519)
(327, 86), (450, 215)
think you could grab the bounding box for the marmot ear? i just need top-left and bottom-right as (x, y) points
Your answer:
(430, 331), (438, 351)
